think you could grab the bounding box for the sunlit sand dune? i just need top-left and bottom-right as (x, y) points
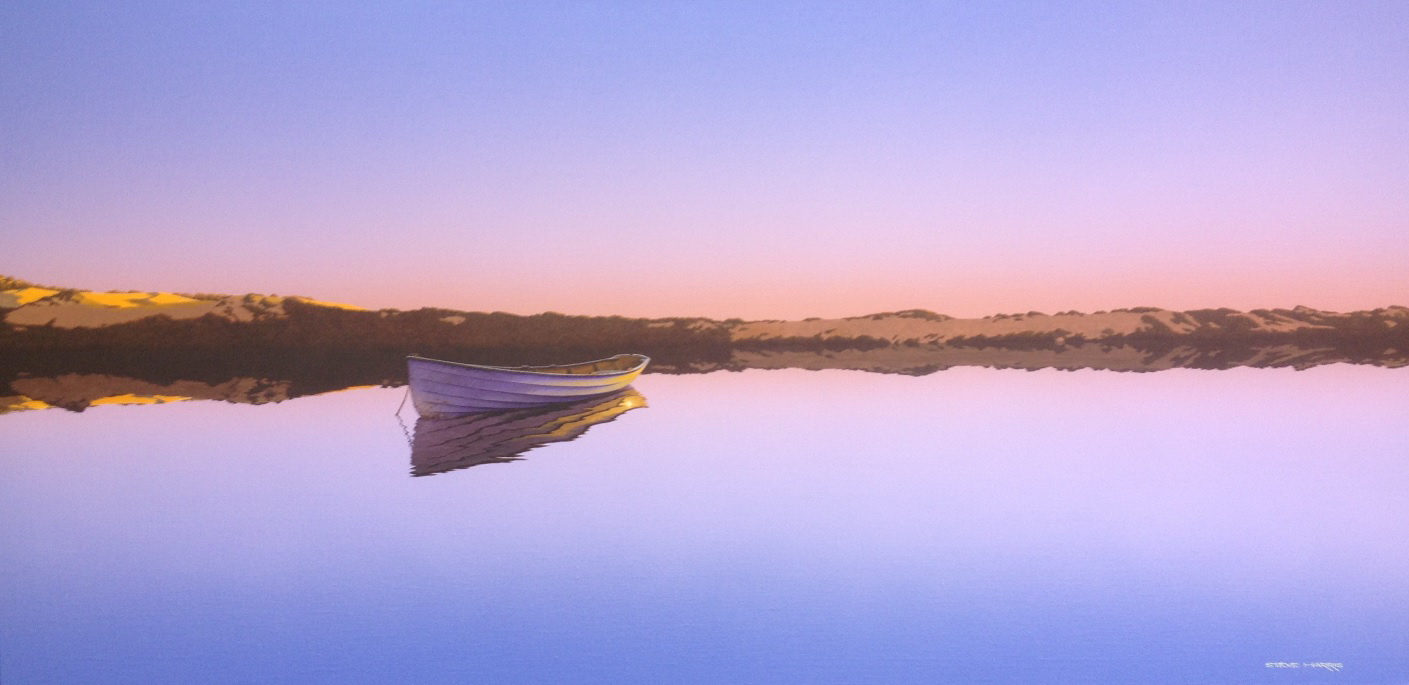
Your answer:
(0, 287), (61, 308)
(6, 276), (1405, 343)
(731, 306), (1409, 346)
(291, 297), (366, 311)
(1, 284), (369, 328)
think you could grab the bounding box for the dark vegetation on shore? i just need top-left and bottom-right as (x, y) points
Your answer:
(1, 300), (734, 403)
(731, 314), (1404, 358)
(2, 299), (733, 363)
(2, 279), (1405, 412)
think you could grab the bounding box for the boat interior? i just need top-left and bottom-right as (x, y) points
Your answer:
(510, 354), (646, 375)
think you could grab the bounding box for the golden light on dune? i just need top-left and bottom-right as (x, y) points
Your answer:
(88, 394), (192, 406)
(145, 293), (201, 306)
(4, 398), (53, 411)
(1, 288), (55, 308)
(293, 297), (367, 311)
(78, 292), (200, 309)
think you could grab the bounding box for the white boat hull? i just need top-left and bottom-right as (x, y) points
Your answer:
(406, 354), (648, 416)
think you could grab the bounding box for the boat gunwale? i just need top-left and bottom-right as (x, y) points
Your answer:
(407, 353), (650, 379)
(410, 369), (639, 397)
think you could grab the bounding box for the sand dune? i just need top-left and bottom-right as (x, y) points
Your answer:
(6, 278), (1405, 343)
(731, 306), (1409, 345)
(1, 285), (365, 328)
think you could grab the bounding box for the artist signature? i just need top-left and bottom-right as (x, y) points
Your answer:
(1266, 662), (1344, 672)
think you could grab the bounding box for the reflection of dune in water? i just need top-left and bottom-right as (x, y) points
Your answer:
(2, 340), (1403, 416)
(707, 343), (1408, 375)
(409, 388), (647, 477)
(1, 374), (297, 414)
(0, 374), (382, 414)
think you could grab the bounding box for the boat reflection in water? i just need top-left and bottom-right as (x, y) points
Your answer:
(408, 388), (647, 477)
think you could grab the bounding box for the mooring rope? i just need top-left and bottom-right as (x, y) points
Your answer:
(394, 386), (414, 447)
(395, 385), (409, 416)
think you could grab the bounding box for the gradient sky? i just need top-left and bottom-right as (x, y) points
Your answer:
(3, 1), (1406, 319)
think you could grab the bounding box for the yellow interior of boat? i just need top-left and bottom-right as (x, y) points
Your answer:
(515, 355), (643, 375)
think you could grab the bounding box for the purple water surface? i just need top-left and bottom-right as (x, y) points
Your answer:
(2, 366), (1405, 684)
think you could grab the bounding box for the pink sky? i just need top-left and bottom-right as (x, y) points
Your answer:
(4, 3), (1406, 319)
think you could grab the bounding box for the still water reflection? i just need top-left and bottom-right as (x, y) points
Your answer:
(1, 367), (1405, 684)
(407, 388), (647, 477)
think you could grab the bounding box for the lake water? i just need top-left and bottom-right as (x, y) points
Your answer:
(2, 366), (1405, 684)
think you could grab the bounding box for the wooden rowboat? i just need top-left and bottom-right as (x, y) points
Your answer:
(406, 353), (649, 417)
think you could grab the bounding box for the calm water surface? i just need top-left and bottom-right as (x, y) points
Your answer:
(2, 367), (1406, 684)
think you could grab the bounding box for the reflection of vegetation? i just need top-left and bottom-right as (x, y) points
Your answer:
(1112, 309), (1408, 366)
(733, 334), (892, 352)
(3, 296), (1406, 414)
(0, 300), (735, 412)
(945, 331), (1084, 349)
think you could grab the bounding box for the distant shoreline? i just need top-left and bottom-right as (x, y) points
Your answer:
(2, 276), (1404, 413)
(5, 274), (1406, 349)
